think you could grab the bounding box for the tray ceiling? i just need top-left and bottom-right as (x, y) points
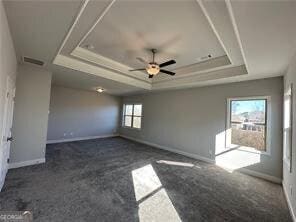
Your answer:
(5, 0), (296, 95)
(54, 0), (246, 91)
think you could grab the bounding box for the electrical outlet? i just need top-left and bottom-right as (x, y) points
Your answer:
(70, 132), (73, 136)
(63, 133), (67, 137)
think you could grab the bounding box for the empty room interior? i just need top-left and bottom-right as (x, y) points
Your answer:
(1, 0), (296, 221)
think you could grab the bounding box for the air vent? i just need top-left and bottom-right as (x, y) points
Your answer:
(23, 56), (45, 66)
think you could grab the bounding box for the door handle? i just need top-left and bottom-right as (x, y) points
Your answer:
(7, 137), (13, 142)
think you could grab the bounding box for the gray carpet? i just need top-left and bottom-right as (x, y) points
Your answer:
(0, 137), (292, 222)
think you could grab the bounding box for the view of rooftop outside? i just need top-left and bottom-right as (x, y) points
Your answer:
(230, 99), (266, 151)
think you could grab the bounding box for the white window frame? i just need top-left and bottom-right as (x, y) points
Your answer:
(122, 103), (143, 130)
(283, 84), (293, 172)
(226, 96), (271, 155)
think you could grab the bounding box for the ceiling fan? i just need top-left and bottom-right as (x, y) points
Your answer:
(129, 49), (176, 78)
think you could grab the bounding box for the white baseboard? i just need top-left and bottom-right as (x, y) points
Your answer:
(46, 134), (118, 144)
(8, 158), (45, 169)
(120, 135), (215, 164)
(283, 181), (296, 222)
(120, 134), (282, 184)
(236, 168), (282, 184)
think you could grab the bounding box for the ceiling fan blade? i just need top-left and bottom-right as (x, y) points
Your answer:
(159, 59), (176, 68)
(129, 68), (146, 72)
(148, 75), (153, 78)
(160, 69), (175, 76)
(136, 57), (148, 64)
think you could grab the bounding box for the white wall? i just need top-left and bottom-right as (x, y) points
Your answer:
(283, 54), (296, 221)
(47, 85), (121, 142)
(0, 0), (17, 154)
(10, 65), (52, 166)
(120, 77), (283, 180)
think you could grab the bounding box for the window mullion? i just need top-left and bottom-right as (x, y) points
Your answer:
(123, 105), (125, 127)
(131, 104), (134, 128)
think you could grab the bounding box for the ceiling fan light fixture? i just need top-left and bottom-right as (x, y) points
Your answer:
(146, 63), (160, 75)
(129, 49), (176, 78)
(96, 87), (105, 93)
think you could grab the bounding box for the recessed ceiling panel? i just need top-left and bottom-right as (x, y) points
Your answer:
(81, 0), (226, 70)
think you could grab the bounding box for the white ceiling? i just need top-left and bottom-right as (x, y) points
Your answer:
(3, 0), (82, 64)
(4, 0), (296, 95)
(51, 66), (142, 95)
(230, 1), (296, 76)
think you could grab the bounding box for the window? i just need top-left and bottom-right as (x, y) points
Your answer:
(227, 97), (268, 152)
(284, 84), (293, 171)
(123, 104), (142, 129)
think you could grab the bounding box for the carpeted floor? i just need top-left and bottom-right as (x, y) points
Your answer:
(0, 137), (292, 222)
